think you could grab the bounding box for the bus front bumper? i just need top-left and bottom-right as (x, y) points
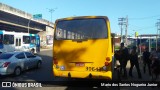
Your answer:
(53, 69), (112, 80)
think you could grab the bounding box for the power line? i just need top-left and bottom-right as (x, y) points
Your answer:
(129, 25), (155, 31)
(129, 15), (160, 20)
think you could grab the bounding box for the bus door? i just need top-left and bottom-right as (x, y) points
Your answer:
(36, 35), (40, 52)
(30, 34), (36, 49)
(0, 31), (3, 49)
(15, 36), (22, 51)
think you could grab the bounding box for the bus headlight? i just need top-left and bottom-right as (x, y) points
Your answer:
(60, 66), (65, 70)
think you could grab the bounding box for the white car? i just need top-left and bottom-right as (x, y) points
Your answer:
(0, 51), (42, 76)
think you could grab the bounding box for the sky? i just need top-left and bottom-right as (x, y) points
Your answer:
(1, 0), (160, 36)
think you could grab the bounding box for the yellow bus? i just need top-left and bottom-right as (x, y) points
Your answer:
(53, 16), (115, 80)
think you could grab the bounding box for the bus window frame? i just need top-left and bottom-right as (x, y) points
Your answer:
(54, 18), (108, 40)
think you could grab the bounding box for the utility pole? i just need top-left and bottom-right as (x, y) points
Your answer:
(118, 16), (128, 45)
(155, 19), (160, 50)
(125, 16), (128, 46)
(47, 8), (57, 22)
(28, 17), (32, 33)
(156, 19), (160, 37)
(118, 17), (125, 43)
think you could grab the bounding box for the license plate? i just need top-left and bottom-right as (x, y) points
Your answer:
(75, 63), (85, 67)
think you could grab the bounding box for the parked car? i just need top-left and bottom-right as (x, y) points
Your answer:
(0, 51), (42, 76)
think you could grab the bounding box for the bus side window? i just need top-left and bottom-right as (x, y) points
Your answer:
(4, 34), (14, 45)
(30, 36), (36, 44)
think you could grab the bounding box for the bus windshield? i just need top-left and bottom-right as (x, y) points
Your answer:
(23, 36), (30, 44)
(30, 36), (36, 44)
(55, 18), (108, 40)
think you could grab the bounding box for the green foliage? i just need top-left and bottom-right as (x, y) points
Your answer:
(115, 46), (120, 50)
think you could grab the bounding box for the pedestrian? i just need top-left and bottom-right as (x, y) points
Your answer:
(114, 50), (121, 66)
(150, 47), (160, 79)
(149, 48), (157, 62)
(119, 42), (129, 77)
(129, 46), (142, 79)
(142, 47), (151, 75)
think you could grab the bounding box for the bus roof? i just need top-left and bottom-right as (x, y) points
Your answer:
(55, 16), (109, 23)
(0, 30), (37, 35)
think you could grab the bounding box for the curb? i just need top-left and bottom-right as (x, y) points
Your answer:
(40, 48), (53, 51)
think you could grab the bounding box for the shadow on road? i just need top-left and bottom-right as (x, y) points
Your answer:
(0, 87), (17, 90)
(1, 50), (160, 90)
(65, 87), (111, 90)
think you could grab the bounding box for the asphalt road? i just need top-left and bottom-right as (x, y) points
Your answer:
(0, 49), (160, 90)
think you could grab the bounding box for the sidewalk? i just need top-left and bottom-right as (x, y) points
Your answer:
(40, 47), (53, 51)
(121, 60), (160, 90)
(120, 59), (160, 81)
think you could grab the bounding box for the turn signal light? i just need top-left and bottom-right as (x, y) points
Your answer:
(53, 57), (58, 64)
(106, 57), (110, 61)
(105, 62), (109, 66)
(105, 57), (111, 66)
